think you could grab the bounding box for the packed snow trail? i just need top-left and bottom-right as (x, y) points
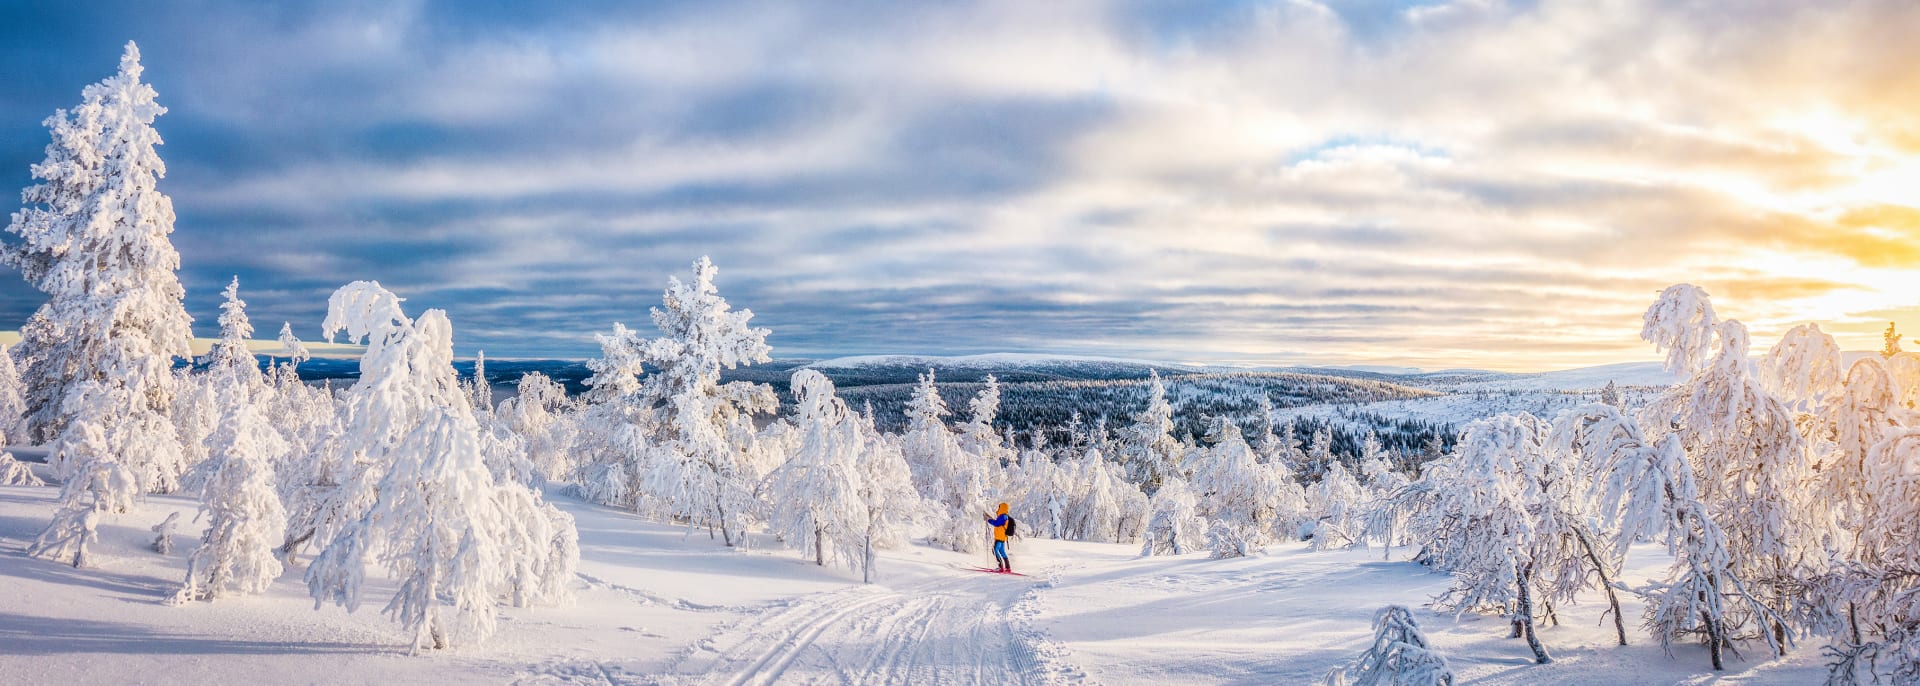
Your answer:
(667, 564), (1058, 685)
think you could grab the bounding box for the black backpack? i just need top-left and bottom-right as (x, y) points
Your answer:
(1004, 516), (1017, 537)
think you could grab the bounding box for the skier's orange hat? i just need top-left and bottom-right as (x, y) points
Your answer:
(996, 503), (1009, 514)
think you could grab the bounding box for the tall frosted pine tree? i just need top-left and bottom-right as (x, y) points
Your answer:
(10, 43), (194, 566)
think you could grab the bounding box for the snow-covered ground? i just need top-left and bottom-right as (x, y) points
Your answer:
(0, 467), (1828, 685)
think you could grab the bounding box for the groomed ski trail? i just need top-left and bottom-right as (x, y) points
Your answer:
(668, 565), (1069, 685)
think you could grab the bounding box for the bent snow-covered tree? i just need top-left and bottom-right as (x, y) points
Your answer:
(302, 281), (577, 651)
(1413, 414), (1555, 664)
(1641, 289), (1821, 653)
(16, 43), (194, 566)
(765, 370), (867, 571)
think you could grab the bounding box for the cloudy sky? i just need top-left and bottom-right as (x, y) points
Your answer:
(2, 0), (1917, 370)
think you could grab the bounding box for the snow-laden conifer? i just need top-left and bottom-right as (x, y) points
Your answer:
(466, 351), (494, 414)
(1118, 370), (1182, 493)
(173, 279), (290, 602)
(901, 370), (991, 552)
(572, 258), (776, 545)
(6, 42), (193, 456)
(1004, 448), (1074, 540)
(961, 375), (1014, 468)
(0, 346), (37, 486)
(1066, 448), (1138, 543)
(15, 46), (195, 569)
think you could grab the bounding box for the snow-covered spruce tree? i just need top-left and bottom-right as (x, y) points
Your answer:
(1324, 605), (1455, 686)
(1570, 402), (1782, 670)
(1004, 447), (1072, 541)
(169, 368), (219, 490)
(1271, 416), (1307, 471)
(173, 277), (291, 603)
(173, 277), (266, 493)
(496, 372), (580, 483)
(6, 43), (193, 459)
(902, 369), (991, 553)
(961, 375), (1015, 468)
(1884, 322), (1904, 359)
(852, 402), (921, 583)
(1118, 370), (1183, 493)
(1187, 418), (1282, 558)
(302, 282), (578, 650)
(1140, 475), (1204, 556)
(278, 321), (311, 365)
(1303, 427), (1338, 481)
(1641, 289), (1822, 651)
(1599, 380), (1622, 409)
(765, 370), (866, 570)
(465, 350), (493, 414)
(572, 258), (777, 546)
(18, 42), (193, 561)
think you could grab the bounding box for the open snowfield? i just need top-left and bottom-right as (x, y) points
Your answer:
(0, 464), (1829, 685)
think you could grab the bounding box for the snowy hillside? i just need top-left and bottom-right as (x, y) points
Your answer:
(0, 475), (1828, 684)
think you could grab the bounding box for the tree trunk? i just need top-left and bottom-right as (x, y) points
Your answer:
(1848, 602), (1862, 646)
(814, 527), (824, 566)
(1516, 564), (1552, 664)
(1702, 609), (1724, 671)
(1573, 527), (1627, 646)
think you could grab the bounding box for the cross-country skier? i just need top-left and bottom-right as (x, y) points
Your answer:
(982, 503), (1013, 572)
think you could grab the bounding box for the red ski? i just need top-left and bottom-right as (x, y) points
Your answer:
(968, 567), (1029, 577)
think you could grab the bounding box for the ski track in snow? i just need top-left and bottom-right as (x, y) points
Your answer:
(664, 565), (1070, 685)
